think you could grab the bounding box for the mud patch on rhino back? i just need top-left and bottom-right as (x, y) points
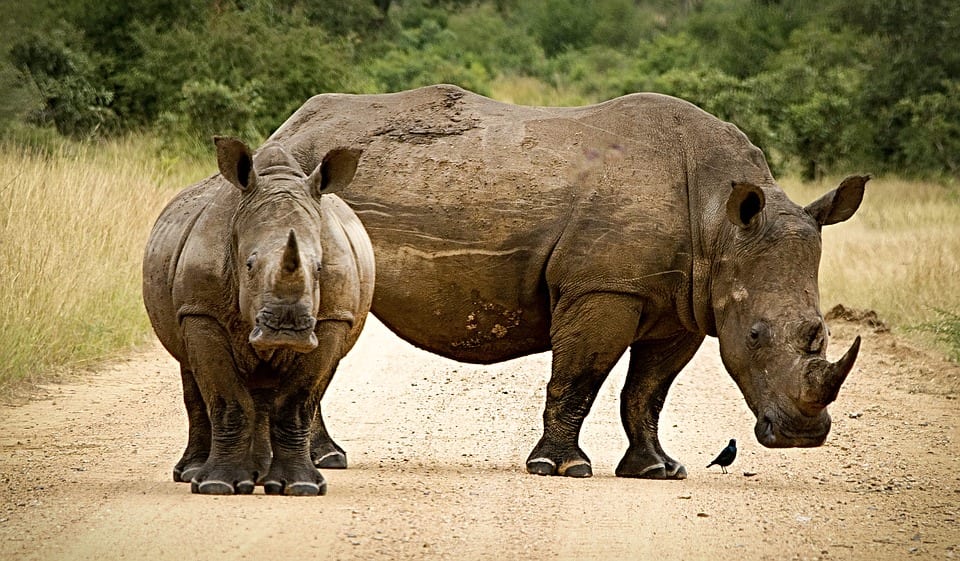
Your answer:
(372, 87), (480, 144)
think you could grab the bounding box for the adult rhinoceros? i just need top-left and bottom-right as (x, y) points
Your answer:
(277, 84), (863, 479)
(143, 138), (374, 495)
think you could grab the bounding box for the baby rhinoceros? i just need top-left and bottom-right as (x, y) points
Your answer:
(142, 137), (374, 496)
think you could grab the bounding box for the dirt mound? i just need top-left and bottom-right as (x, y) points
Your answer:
(825, 303), (890, 333)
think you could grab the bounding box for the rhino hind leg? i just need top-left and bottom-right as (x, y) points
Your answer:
(310, 403), (347, 469)
(173, 365), (211, 483)
(614, 335), (703, 480)
(526, 293), (644, 478)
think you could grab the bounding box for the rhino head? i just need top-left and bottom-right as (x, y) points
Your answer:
(214, 137), (361, 359)
(711, 175), (868, 448)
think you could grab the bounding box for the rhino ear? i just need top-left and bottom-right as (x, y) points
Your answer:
(308, 147), (362, 197)
(726, 181), (766, 229)
(805, 175), (869, 226)
(214, 136), (256, 192)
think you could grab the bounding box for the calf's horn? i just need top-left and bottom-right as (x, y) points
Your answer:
(282, 230), (300, 274)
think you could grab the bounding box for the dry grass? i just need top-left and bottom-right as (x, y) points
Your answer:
(782, 177), (960, 344)
(0, 136), (211, 391)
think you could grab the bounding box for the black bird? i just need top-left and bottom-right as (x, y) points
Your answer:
(706, 439), (737, 474)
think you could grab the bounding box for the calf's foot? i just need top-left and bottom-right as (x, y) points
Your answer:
(190, 461), (259, 495)
(311, 441), (347, 470)
(263, 456), (327, 496)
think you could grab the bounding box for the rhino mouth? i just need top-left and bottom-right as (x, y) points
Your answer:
(755, 411), (830, 448)
(249, 308), (318, 353)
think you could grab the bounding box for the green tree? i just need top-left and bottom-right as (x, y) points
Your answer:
(9, 27), (115, 137)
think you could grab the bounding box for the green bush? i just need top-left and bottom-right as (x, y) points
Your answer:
(9, 27), (116, 138)
(895, 82), (960, 177)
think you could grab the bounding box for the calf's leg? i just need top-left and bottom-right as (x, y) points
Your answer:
(181, 316), (259, 495)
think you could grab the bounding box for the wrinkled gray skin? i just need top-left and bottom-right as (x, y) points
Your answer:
(142, 138), (374, 495)
(271, 84), (864, 480)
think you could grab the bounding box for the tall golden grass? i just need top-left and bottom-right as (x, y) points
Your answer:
(0, 137), (211, 391)
(782, 177), (960, 334)
(0, 137), (956, 393)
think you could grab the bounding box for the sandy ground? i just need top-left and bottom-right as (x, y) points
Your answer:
(0, 316), (957, 561)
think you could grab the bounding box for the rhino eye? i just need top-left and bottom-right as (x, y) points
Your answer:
(245, 254), (257, 272)
(747, 321), (770, 350)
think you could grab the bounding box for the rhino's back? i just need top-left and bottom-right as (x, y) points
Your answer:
(270, 85), (738, 361)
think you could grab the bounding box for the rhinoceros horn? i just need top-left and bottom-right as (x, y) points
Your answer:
(801, 336), (861, 408)
(282, 230), (300, 274)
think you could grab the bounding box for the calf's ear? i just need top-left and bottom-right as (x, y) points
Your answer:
(308, 147), (363, 197)
(805, 175), (869, 226)
(726, 181), (766, 229)
(214, 136), (256, 192)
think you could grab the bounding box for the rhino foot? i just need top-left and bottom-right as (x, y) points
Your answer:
(313, 449), (347, 470)
(615, 449), (687, 480)
(263, 479), (328, 496)
(174, 464), (203, 484)
(189, 462), (260, 495)
(190, 478), (256, 495)
(525, 440), (593, 478)
(173, 452), (209, 483)
(263, 457), (327, 496)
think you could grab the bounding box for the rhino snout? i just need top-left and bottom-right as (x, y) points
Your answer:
(249, 306), (319, 353)
(755, 409), (831, 448)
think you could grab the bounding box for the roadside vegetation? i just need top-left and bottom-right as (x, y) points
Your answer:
(0, 138), (210, 391)
(0, 0), (957, 390)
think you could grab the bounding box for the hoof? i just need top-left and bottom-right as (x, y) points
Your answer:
(264, 480), (327, 496)
(175, 466), (202, 483)
(558, 460), (593, 478)
(314, 451), (347, 470)
(616, 460), (688, 480)
(526, 458), (557, 476)
(191, 479), (235, 495)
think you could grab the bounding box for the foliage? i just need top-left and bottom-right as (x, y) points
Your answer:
(1, 0), (959, 178)
(9, 27), (116, 138)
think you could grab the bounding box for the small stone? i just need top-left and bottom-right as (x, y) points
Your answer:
(743, 471), (758, 477)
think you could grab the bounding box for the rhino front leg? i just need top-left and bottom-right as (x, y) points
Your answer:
(615, 335), (703, 480)
(181, 316), (259, 495)
(173, 365), (210, 484)
(264, 322), (349, 496)
(527, 293), (642, 478)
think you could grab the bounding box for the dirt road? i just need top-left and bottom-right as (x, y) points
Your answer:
(1, 316), (957, 560)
